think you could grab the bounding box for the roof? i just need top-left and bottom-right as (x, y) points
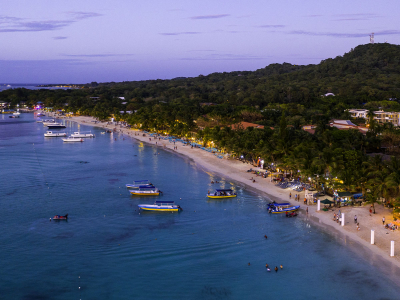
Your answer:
(230, 121), (264, 130)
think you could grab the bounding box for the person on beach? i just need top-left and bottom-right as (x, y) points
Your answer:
(354, 215), (357, 223)
(297, 194), (300, 202)
(333, 213), (336, 221)
(304, 198), (307, 205)
(289, 192), (291, 199)
(295, 194), (297, 201)
(357, 223), (360, 231)
(382, 217), (385, 225)
(306, 207), (308, 214)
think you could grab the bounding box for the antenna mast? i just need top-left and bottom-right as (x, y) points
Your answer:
(369, 32), (374, 44)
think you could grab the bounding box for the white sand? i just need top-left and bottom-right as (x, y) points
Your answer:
(52, 113), (400, 270)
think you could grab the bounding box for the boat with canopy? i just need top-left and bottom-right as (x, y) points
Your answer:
(207, 189), (237, 199)
(126, 179), (153, 189)
(129, 185), (161, 196)
(138, 201), (181, 212)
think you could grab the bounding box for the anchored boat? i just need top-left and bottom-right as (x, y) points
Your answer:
(207, 189), (237, 199)
(268, 204), (300, 214)
(62, 137), (84, 142)
(47, 123), (66, 129)
(126, 179), (153, 189)
(71, 131), (95, 138)
(52, 214), (68, 220)
(138, 201), (181, 212)
(129, 185), (161, 196)
(44, 131), (67, 137)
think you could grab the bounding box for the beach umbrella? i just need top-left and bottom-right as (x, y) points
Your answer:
(320, 199), (334, 204)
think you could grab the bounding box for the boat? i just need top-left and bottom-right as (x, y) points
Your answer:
(62, 137), (84, 142)
(9, 115), (18, 118)
(42, 120), (56, 125)
(47, 123), (66, 129)
(52, 214), (68, 220)
(71, 131), (95, 138)
(44, 131), (67, 137)
(207, 189), (237, 199)
(268, 204), (300, 214)
(129, 185), (161, 196)
(126, 179), (153, 189)
(12, 111), (21, 117)
(138, 201), (181, 212)
(267, 202), (291, 207)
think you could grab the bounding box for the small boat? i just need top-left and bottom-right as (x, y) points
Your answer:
(267, 202), (291, 207)
(126, 179), (153, 189)
(13, 110), (21, 117)
(9, 115), (17, 118)
(47, 123), (66, 129)
(42, 120), (56, 125)
(52, 214), (68, 220)
(138, 201), (181, 212)
(268, 204), (300, 214)
(129, 185), (160, 196)
(207, 189), (237, 199)
(44, 131), (67, 137)
(286, 211), (298, 217)
(62, 137), (84, 142)
(71, 131), (95, 138)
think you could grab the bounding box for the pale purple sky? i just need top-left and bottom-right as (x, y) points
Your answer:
(0, 0), (399, 83)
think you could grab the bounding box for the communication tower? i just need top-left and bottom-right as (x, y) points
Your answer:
(369, 32), (374, 44)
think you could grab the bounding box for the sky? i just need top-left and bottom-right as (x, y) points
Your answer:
(0, 0), (399, 84)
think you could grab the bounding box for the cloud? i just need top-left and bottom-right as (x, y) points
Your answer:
(67, 12), (103, 20)
(0, 11), (102, 33)
(160, 31), (201, 36)
(258, 25), (285, 28)
(288, 29), (400, 38)
(191, 14), (230, 20)
(181, 53), (264, 61)
(61, 53), (135, 58)
(53, 36), (68, 40)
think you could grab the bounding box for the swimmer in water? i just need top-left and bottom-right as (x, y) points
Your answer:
(275, 266), (278, 272)
(265, 264), (269, 268)
(264, 235), (268, 239)
(280, 265), (283, 269)
(266, 268), (271, 272)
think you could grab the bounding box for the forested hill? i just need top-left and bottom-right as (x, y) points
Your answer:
(89, 43), (400, 109)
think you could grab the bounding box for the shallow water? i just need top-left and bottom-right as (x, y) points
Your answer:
(1, 113), (399, 299)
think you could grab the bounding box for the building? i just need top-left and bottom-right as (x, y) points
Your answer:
(348, 109), (400, 127)
(330, 120), (368, 134)
(373, 110), (400, 126)
(230, 121), (264, 130)
(348, 109), (368, 119)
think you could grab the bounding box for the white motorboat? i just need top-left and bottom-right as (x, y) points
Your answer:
(70, 131), (95, 138)
(62, 137), (84, 142)
(42, 120), (56, 125)
(13, 110), (21, 117)
(44, 131), (67, 137)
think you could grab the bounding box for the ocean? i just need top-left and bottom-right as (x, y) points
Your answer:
(1, 113), (399, 299)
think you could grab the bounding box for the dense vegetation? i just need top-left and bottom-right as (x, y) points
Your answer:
(3, 43), (400, 216)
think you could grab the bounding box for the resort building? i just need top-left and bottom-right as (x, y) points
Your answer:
(348, 109), (369, 119)
(348, 109), (400, 127)
(230, 121), (265, 130)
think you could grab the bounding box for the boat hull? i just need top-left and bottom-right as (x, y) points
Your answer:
(130, 191), (160, 196)
(271, 205), (300, 214)
(207, 195), (237, 199)
(138, 206), (179, 212)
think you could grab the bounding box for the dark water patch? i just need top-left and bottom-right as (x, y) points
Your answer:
(147, 220), (176, 231)
(200, 286), (232, 299)
(0, 120), (36, 126)
(77, 161), (90, 164)
(5, 189), (18, 196)
(68, 176), (94, 182)
(22, 291), (51, 300)
(108, 178), (120, 184)
(104, 227), (141, 243)
(107, 172), (128, 177)
(52, 232), (74, 239)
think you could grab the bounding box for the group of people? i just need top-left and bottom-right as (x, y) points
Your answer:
(264, 263), (283, 272)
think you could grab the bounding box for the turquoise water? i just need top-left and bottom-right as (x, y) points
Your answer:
(1, 113), (399, 300)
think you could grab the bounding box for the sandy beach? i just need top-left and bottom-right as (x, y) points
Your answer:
(51, 113), (400, 274)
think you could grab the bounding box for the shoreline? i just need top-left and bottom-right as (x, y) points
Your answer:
(50, 113), (400, 274)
